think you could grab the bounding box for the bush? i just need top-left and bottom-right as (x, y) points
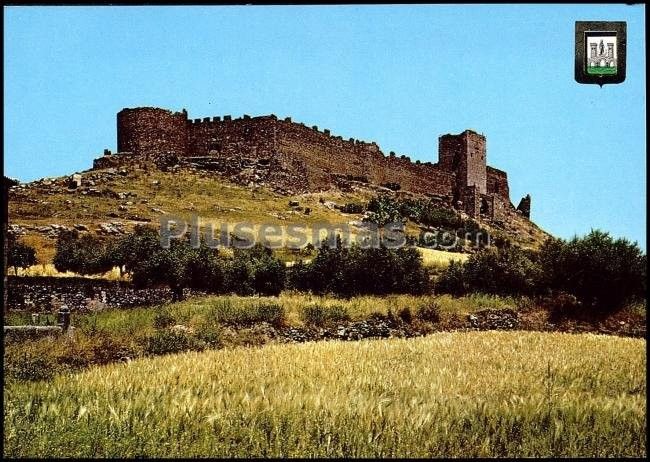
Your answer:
(543, 291), (585, 321)
(4, 347), (60, 382)
(289, 239), (430, 297)
(301, 304), (350, 326)
(145, 330), (205, 356)
(539, 231), (646, 313)
(436, 260), (466, 295)
(207, 300), (286, 327)
(416, 302), (441, 323)
(90, 332), (142, 364)
(153, 309), (176, 329)
(225, 244), (286, 296)
(256, 303), (286, 328)
(194, 324), (224, 349)
(7, 236), (37, 275)
(437, 246), (541, 297)
(397, 307), (413, 324)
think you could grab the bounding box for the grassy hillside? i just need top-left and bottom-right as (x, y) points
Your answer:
(3, 331), (645, 457)
(8, 167), (546, 266)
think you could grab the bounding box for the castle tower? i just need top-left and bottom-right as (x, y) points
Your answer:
(438, 130), (487, 195)
(117, 107), (189, 160)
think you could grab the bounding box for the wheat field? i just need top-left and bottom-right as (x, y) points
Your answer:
(3, 331), (645, 457)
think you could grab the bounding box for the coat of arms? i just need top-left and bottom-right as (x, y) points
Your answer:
(575, 21), (626, 85)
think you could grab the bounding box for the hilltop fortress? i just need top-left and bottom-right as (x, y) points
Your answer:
(93, 107), (531, 222)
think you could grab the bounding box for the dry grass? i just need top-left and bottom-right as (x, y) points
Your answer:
(3, 331), (645, 457)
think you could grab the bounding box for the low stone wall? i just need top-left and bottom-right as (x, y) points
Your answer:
(6, 276), (198, 312)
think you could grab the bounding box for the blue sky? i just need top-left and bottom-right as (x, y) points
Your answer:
(3, 5), (646, 249)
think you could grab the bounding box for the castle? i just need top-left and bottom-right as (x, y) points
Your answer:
(94, 107), (531, 221)
(588, 39), (616, 69)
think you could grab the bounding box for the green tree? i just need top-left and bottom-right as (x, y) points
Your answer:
(53, 230), (113, 275)
(539, 230), (646, 312)
(225, 244), (286, 296)
(7, 237), (37, 275)
(437, 246), (541, 296)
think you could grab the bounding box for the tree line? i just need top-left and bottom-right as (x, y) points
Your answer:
(7, 225), (646, 314)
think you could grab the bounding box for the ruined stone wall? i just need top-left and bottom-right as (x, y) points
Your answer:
(6, 276), (202, 312)
(487, 166), (510, 201)
(275, 119), (456, 197)
(186, 115), (278, 159)
(112, 107), (508, 205)
(117, 108), (188, 161)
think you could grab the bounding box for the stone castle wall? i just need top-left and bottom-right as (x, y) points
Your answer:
(117, 108), (188, 161)
(102, 107), (518, 215)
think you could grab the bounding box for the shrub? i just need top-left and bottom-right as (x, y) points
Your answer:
(207, 300), (286, 327)
(53, 230), (114, 275)
(225, 244), (286, 296)
(145, 330), (205, 356)
(291, 239), (430, 297)
(436, 260), (466, 295)
(153, 309), (176, 329)
(437, 246), (541, 297)
(90, 332), (142, 364)
(301, 304), (350, 326)
(194, 324), (224, 349)
(4, 347), (60, 382)
(256, 303), (286, 328)
(544, 291), (585, 321)
(398, 307), (413, 324)
(538, 231), (646, 313)
(416, 302), (441, 323)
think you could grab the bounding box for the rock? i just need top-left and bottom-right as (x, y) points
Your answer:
(288, 200), (300, 207)
(97, 222), (124, 235)
(8, 224), (26, 235)
(151, 207), (166, 214)
(73, 224), (89, 231)
(170, 324), (195, 334)
(118, 205), (128, 211)
(68, 173), (82, 189)
(467, 308), (519, 330)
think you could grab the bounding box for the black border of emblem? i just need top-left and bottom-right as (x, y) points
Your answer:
(575, 21), (626, 85)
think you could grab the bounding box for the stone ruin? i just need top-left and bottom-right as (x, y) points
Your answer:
(90, 106), (532, 222)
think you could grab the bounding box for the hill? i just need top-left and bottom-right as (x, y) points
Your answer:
(7, 166), (548, 267)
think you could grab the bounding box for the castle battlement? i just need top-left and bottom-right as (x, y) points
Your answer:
(95, 107), (528, 220)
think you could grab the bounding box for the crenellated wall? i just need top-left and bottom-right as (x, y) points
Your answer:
(102, 107), (519, 219)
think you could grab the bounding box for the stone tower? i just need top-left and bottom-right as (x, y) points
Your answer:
(438, 130), (487, 194)
(117, 107), (189, 161)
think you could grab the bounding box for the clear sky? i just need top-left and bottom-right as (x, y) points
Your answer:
(3, 5), (646, 249)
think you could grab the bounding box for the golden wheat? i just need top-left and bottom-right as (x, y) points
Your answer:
(3, 331), (645, 457)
